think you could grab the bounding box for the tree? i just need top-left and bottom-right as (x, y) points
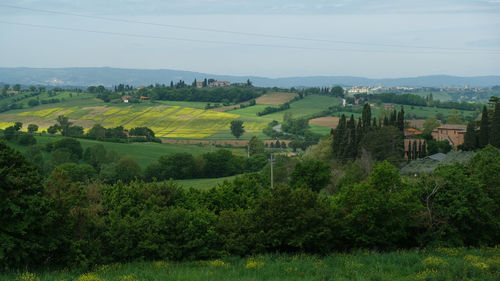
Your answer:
(248, 136), (265, 155)
(13, 84), (21, 92)
(56, 115), (72, 136)
(423, 115), (440, 135)
(446, 109), (463, 124)
(334, 161), (422, 249)
(362, 103), (371, 128)
(0, 141), (48, 267)
(50, 138), (83, 160)
(490, 102), (500, 148)
(47, 125), (59, 135)
(230, 120), (245, 139)
(27, 124), (39, 133)
(478, 106), (490, 148)
(17, 134), (36, 146)
(331, 86), (344, 97)
(28, 99), (40, 107)
(359, 126), (404, 165)
(14, 122), (23, 131)
(463, 122), (478, 150)
(291, 159), (331, 192)
(86, 124), (106, 139)
(332, 114), (347, 159)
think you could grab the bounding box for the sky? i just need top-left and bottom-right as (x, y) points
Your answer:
(0, 0), (499, 78)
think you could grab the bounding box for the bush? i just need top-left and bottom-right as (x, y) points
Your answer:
(17, 134), (37, 146)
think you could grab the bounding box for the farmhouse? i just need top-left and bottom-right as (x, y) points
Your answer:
(209, 80), (231, 87)
(121, 95), (133, 103)
(431, 124), (467, 148)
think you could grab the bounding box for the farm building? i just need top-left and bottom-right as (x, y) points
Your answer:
(121, 95), (133, 103)
(431, 124), (466, 148)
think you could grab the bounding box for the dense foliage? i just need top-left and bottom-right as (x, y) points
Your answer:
(461, 102), (500, 150)
(1, 139), (499, 269)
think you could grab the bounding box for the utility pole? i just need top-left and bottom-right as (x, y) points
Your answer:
(270, 153), (274, 188)
(247, 143), (250, 158)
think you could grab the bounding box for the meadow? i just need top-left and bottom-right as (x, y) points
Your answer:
(3, 248), (498, 281)
(8, 135), (244, 168)
(175, 175), (237, 190)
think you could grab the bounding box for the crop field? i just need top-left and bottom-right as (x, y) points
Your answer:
(0, 102), (270, 139)
(255, 92), (298, 105)
(2, 248), (498, 281)
(229, 95), (342, 122)
(309, 116), (340, 128)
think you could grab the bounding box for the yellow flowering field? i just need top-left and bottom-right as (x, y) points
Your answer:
(5, 104), (260, 139)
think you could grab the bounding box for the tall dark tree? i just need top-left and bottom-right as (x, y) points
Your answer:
(491, 102), (500, 148)
(478, 105), (490, 148)
(362, 103), (371, 129)
(390, 110), (397, 126)
(332, 114), (347, 159)
(397, 107), (405, 131)
(345, 115), (357, 159)
(418, 141), (423, 158)
(421, 141), (427, 157)
(463, 122), (478, 151)
(412, 140), (417, 160)
(407, 140), (412, 161)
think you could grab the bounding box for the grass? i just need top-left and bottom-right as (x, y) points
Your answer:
(175, 175), (237, 190)
(2, 248), (498, 281)
(10, 135), (219, 168)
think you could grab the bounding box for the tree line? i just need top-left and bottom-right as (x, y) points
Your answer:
(462, 100), (500, 150)
(331, 104), (405, 164)
(1, 140), (499, 269)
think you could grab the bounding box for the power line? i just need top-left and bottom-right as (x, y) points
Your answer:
(2, 20), (500, 55)
(2, 3), (499, 53)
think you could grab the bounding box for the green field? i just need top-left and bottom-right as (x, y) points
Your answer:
(2, 248), (498, 281)
(8, 135), (245, 168)
(228, 95), (342, 122)
(175, 175), (237, 190)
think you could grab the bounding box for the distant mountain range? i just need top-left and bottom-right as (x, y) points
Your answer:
(1, 67), (499, 88)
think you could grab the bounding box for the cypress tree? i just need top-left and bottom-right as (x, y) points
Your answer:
(478, 105), (490, 148)
(418, 141), (423, 158)
(345, 115), (356, 160)
(491, 102), (500, 148)
(407, 140), (412, 161)
(397, 107), (405, 131)
(356, 117), (363, 148)
(390, 110), (397, 126)
(383, 115), (389, 127)
(333, 114), (347, 158)
(412, 140), (418, 160)
(421, 141), (427, 157)
(463, 121), (478, 150)
(362, 103), (371, 128)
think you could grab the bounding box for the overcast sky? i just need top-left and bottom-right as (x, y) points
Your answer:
(1, 0), (499, 78)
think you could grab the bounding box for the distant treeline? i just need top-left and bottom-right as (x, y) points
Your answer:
(143, 86), (263, 104)
(354, 92), (482, 111)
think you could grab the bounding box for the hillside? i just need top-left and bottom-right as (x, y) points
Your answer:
(1, 67), (500, 88)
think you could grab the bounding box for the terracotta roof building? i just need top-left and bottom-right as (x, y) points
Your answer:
(431, 124), (467, 148)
